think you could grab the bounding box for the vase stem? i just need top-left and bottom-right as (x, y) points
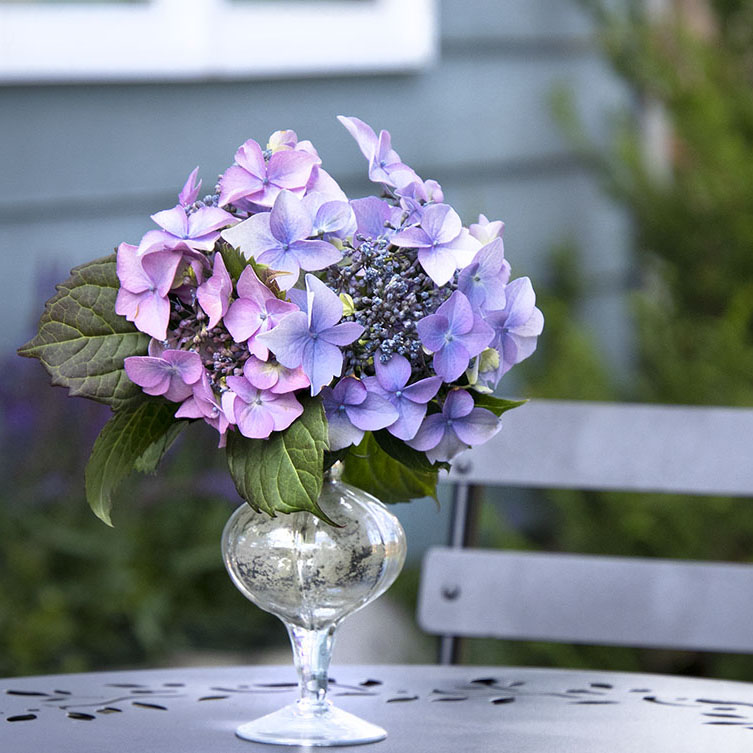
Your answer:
(286, 622), (336, 710)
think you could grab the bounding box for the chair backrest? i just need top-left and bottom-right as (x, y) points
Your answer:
(417, 399), (753, 661)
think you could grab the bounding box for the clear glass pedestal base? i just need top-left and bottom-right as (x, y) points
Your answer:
(235, 700), (386, 747)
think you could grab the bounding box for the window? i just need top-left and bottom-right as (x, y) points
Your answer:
(0, 0), (437, 83)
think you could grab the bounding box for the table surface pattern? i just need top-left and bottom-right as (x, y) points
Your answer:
(3, 664), (753, 752)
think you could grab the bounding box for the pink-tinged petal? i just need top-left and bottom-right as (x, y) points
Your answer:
(417, 246), (459, 286)
(266, 297), (300, 324)
(187, 206), (237, 236)
(416, 313), (449, 353)
(265, 391), (304, 431)
(320, 321), (364, 347)
(441, 228), (483, 270)
(115, 288), (141, 323)
(234, 138), (266, 176)
(221, 391), (237, 425)
(133, 291), (171, 340)
(422, 204), (462, 245)
(197, 253), (232, 329)
(312, 201), (355, 235)
(392, 226), (433, 249)
(175, 395), (204, 420)
(271, 364), (310, 394)
(351, 196), (400, 239)
(444, 389), (475, 420)
(433, 339), (471, 382)
(124, 356), (171, 394)
(305, 166), (348, 206)
(116, 242), (150, 293)
(254, 248), (302, 291)
(151, 205), (188, 237)
(164, 349), (203, 385)
(406, 414), (446, 451)
(267, 129), (298, 152)
(337, 115), (378, 161)
(162, 377), (195, 404)
(437, 291), (473, 336)
(225, 298), (263, 342)
(375, 353), (411, 392)
(269, 190), (313, 244)
(401, 375), (442, 404)
(179, 167), (201, 206)
(346, 391), (398, 431)
(470, 214), (505, 244)
(290, 239), (343, 271)
(243, 356), (280, 390)
(141, 251), (182, 297)
(136, 229), (179, 256)
(219, 164), (264, 207)
(267, 150), (318, 191)
(235, 400), (276, 439)
(226, 375), (258, 404)
(453, 407), (501, 446)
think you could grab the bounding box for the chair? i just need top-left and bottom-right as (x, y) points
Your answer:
(417, 399), (753, 664)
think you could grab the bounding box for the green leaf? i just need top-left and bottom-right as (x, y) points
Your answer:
(218, 242), (250, 282)
(471, 393), (527, 417)
(372, 430), (449, 473)
(85, 400), (183, 526)
(18, 254), (149, 410)
(342, 433), (439, 503)
(225, 396), (332, 521)
(133, 421), (188, 474)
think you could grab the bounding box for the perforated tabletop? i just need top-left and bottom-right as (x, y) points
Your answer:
(4, 664), (753, 752)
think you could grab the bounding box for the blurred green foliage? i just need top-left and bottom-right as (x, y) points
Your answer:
(0, 357), (280, 677)
(461, 0), (753, 679)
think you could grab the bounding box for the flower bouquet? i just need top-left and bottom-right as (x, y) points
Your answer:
(19, 116), (543, 745)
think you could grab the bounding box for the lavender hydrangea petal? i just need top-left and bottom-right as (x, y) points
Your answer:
(320, 321), (364, 347)
(305, 274), (344, 332)
(425, 428), (468, 464)
(221, 212), (276, 261)
(151, 206), (188, 237)
(417, 246), (461, 287)
(178, 167), (201, 207)
(433, 338), (471, 382)
(422, 204), (462, 245)
(392, 226), (432, 249)
(269, 190), (313, 244)
(406, 413), (446, 452)
(124, 356), (171, 394)
(416, 313), (450, 353)
(196, 253), (232, 329)
(264, 391), (305, 431)
(337, 115), (378, 162)
(218, 164), (263, 208)
(375, 353), (412, 393)
(443, 388), (475, 420)
(301, 338), (343, 396)
(351, 196), (401, 239)
(187, 206), (237, 237)
(266, 149), (318, 191)
(401, 375), (442, 404)
(332, 376), (367, 406)
(385, 398), (428, 441)
(346, 391), (398, 431)
(256, 311), (309, 369)
(453, 407), (502, 446)
(234, 399), (276, 439)
(325, 408), (366, 452)
(289, 239), (342, 272)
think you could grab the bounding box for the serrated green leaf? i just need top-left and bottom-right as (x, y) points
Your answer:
(472, 393), (527, 417)
(133, 420), (188, 474)
(372, 430), (449, 473)
(219, 242), (250, 282)
(85, 400), (182, 526)
(17, 254), (149, 409)
(225, 396), (332, 521)
(342, 432), (439, 503)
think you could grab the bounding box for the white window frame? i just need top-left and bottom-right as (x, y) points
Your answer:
(0, 0), (438, 84)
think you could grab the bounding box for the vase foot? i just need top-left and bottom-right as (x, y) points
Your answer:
(235, 701), (386, 747)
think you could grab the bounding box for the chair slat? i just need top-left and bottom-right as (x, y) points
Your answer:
(419, 548), (753, 653)
(447, 400), (753, 496)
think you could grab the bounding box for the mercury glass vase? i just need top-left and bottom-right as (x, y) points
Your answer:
(221, 463), (407, 746)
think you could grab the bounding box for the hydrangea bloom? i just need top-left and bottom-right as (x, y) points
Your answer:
(107, 117), (541, 475)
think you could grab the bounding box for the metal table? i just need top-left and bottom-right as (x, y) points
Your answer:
(4, 664), (753, 752)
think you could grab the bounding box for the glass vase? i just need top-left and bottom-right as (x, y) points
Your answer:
(221, 463), (407, 746)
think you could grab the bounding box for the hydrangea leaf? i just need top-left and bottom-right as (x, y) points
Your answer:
(133, 420), (188, 474)
(17, 254), (149, 410)
(226, 396), (333, 522)
(471, 394), (527, 417)
(85, 400), (185, 526)
(342, 432), (439, 503)
(372, 429), (450, 473)
(219, 242), (250, 283)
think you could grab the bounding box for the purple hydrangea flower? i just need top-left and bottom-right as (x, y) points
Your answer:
(124, 344), (203, 403)
(257, 274), (364, 396)
(321, 376), (398, 451)
(243, 355), (310, 395)
(362, 354), (441, 440)
(196, 252), (232, 329)
(175, 371), (229, 445)
(218, 137), (318, 210)
(407, 388), (500, 463)
(220, 190), (342, 290)
(350, 196), (402, 242)
(222, 375), (304, 439)
(391, 203), (481, 286)
(337, 115), (419, 189)
(483, 276), (544, 378)
(457, 238), (510, 312)
(137, 204), (236, 256)
(115, 242), (182, 340)
(223, 265), (299, 359)
(416, 290), (494, 382)
(178, 167), (201, 207)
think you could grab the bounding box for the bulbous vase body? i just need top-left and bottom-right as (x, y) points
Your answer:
(222, 466), (407, 746)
